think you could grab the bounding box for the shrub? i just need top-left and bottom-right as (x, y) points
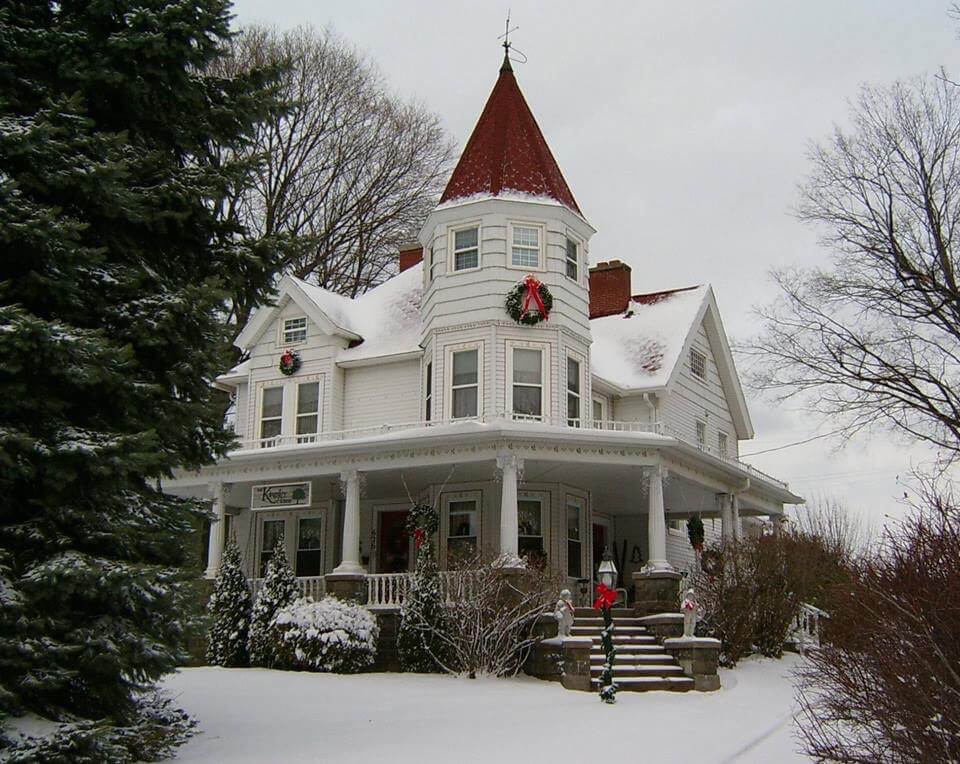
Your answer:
(796, 485), (960, 763)
(205, 540), (252, 667)
(271, 597), (378, 673)
(248, 536), (298, 668)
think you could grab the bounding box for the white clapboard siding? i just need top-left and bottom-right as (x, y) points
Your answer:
(342, 361), (421, 430)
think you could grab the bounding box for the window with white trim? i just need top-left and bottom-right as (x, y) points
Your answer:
(451, 349), (479, 418)
(512, 347), (543, 419)
(593, 397), (605, 427)
(565, 237), (578, 280)
(259, 518), (285, 576)
(567, 356), (581, 427)
(296, 516), (323, 576)
(518, 498), (544, 562)
(566, 500), (583, 577)
(295, 382), (320, 442)
(424, 362), (433, 422)
(718, 431), (729, 457)
(451, 226), (479, 271)
(428, 246), (439, 281)
(690, 348), (707, 380)
(696, 419), (707, 449)
(509, 223), (542, 269)
(447, 498), (478, 562)
(259, 387), (283, 446)
(281, 316), (308, 345)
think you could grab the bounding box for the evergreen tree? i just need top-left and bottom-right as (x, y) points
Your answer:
(398, 504), (448, 673)
(0, 0), (277, 755)
(248, 537), (298, 668)
(206, 540), (252, 667)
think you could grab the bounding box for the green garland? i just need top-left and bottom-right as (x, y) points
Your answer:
(505, 279), (553, 326)
(687, 515), (705, 552)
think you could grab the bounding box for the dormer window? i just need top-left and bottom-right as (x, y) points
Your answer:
(690, 348), (707, 381)
(509, 223), (542, 269)
(282, 316), (308, 345)
(451, 225), (479, 271)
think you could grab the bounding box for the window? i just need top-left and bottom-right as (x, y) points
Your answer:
(282, 316), (308, 345)
(429, 246), (439, 281)
(668, 519), (684, 535)
(295, 382), (319, 442)
(518, 498), (544, 562)
(512, 348), (543, 419)
(452, 226), (479, 271)
(451, 349), (479, 418)
(566, 502), (582, 578)
(567, 357), (581, 426)
(447, 499), (478, 562)
(690, 348), (707, 380)
(424, 362), (433, 422)
(260, 387), (283, 446)
(510, 224), (541, 269)
(696, 419), (707, 449)
(593, 398), (605, 427)
(718, 431), (729, 457)
(565, 237), (578, 280)
(259, 518), (285, 576)
(296, 517), (323, 576)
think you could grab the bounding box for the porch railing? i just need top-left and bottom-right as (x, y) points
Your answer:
(249, 575), (326, 601)
(790, 602), (829, 653)
(231, 413), (789, 491)
(366, 572), (410, 609)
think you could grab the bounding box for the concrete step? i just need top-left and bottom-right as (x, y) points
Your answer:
(571, 625), (650, 635)
(589, 652), (674, 664)
(573, 617), (647, 627)
(589, 644), (665, 655)
(590, 664), (684, 677)
(574, 607), (634, 618)
(591, 676), (695, 692)
(590, 634), (658, 645)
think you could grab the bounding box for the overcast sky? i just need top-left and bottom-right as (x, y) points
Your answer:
(231, 0), (957, 530)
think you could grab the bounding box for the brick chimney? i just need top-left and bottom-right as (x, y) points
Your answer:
(398, 243), (423, 273)
(589, 260), (633, 318)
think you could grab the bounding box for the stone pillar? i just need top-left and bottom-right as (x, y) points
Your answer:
(663, 637), (722, 691)
(204, 481), (227, 578)
(560, 636), (593, 692)
(496, 454), (524, 568)
(632, 569), (683, 616)
(646, 465), (670, 571)
(732, 494), (743, 542)
(720, 493), (735, 544)
(332, 469), (365, 576)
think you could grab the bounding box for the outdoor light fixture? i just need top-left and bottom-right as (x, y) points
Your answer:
(598, 547), (618, 589)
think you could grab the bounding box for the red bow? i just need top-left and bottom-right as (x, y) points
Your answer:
(414, 528), (426, 549)
(593, 582), (618, 611)
(520, 275), (548, 320)
(281, 351), (294, 363)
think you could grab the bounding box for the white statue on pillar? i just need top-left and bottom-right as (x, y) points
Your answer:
(681, 587), (698, 637)
(554, 589), (575, 637)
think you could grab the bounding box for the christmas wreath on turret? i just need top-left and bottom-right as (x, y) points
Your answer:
(505, 274), (553, 326)
(278, 349), (301, 376)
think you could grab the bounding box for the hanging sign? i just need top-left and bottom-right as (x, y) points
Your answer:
(251, 481), (311, 510)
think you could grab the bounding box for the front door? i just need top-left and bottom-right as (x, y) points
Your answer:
(377, 510), (411, 573)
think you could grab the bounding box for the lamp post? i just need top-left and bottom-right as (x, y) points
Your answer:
(598, 546), (618, 590)
(594, 547), (619, 704)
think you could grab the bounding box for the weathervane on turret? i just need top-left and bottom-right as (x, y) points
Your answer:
(498, 11), (527, 71)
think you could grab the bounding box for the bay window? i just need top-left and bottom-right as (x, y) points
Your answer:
(451, 349), (479, 418)
(447, 499), (478, 562)
(567, 356), (581, 426)
(567, 501), (583, 578)
(259, 518), (285, 576)
(565, 237), (578, 280)
(518, 498), (545, 562)
(512, 347), (543, 419)
(424, 362), (433, 421)
(259, 387), (283, 446)
(295, 382), (320, 442)
(452, 225), (479, 271)
(296, 517), (323, 577)
(510, 223), (542, 269)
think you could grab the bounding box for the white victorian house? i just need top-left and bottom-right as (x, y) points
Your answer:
(168, 54), (801, 612)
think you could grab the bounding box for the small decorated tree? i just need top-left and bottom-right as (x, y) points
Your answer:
(594, 582), (618, 704)
(398, 503), (448, 672)
(248, 536), (298, 667)
(206, 540), (252, 667)
(687, 515), (705, 555)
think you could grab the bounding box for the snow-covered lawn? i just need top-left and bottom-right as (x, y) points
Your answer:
(162, 654), (810, 763)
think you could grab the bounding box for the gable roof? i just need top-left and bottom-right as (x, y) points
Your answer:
(589, 285), (754, 439)
(438, 55), (582, 216)
(232, 265), (424, 363)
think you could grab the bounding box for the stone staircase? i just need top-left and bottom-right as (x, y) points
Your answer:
(572, 607), (694, 692)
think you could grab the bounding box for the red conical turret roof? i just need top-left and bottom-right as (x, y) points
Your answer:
(439, 55), (582, 216)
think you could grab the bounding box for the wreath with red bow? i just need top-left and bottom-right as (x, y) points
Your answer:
(278, 349), (301, 376)
(505, 275), (553, 326)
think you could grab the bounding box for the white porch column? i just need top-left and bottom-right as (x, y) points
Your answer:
(333, 469), (366, 575)
(204, 481), (227, 578)
(720, 493), (735, 544)
(496, 454), (524, 567)
(732, 494), (743, 542)
(646, 465), (671, 571)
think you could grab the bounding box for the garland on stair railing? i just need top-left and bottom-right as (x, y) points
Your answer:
(593, 582), (618, 704)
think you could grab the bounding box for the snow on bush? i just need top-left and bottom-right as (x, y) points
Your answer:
(271, 597), (378, 673)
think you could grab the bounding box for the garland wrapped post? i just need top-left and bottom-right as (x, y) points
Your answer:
(687, 515), (705, 555)
(593, 582), (618, 704)
(398, 503), (448, 672)
(505, 274), (553, 326)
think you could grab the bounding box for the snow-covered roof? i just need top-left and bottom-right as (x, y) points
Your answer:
(590, 286), (708, 390)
